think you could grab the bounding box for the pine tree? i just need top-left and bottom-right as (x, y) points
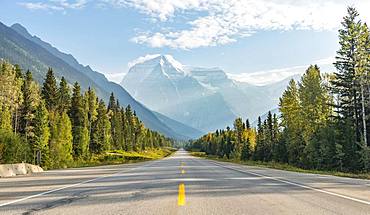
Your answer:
(233, 117), (244, 159)
(332, 7), (369, 170)
(91, 100), (111, 153)
(241, 138), (251, 161)
(124, 105), (133, 151)
(108, 93), (124, 150)
(57, 77), (71, 113)
(299, 65), (332, 144)
(0, 61), (23, 133)
(41, 68), (58, 111)
(20, 70), (40, 141)
(0, 105), (12, 132)
(84, 87), (98, 152)
(279, 79), (304, 165)
(69, 82), (89, 158)
(50, 112), (73, 168)
(33, 101), (50, 166)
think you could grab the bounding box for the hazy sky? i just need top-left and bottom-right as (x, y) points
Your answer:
(1, 0), (369, 83)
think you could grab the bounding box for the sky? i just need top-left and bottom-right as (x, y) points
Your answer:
(0, 0), (369, 84)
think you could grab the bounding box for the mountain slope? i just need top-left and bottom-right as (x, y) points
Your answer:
(153, 112), (203, 139)
(0, 22), (190, 139)
(121, 55), (237, 132)
(121, 55), (304, 131)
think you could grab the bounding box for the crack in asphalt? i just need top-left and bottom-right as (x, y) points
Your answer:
(22, 190), (90, 215)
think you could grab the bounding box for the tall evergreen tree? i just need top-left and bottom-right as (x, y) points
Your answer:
(279, 79), (304, 165)
(41, 68), (58, 111)
(50, 112), (73, 168)
(91, 100), (111, 153)
(332, 7), (369, 170)
(33, 101), (50, 166)
(69, 82), (89, 158)
(20, 70), (40, 140)
(57, 77), (71, 113)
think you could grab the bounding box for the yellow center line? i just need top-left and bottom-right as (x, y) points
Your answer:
(178, 183), (186, 206)
(181, 169), (185, 174)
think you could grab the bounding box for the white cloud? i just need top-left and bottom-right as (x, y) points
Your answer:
(106, 0), (370, 49)
(227, 57), (336, 86)
(19, 0), (87, 12)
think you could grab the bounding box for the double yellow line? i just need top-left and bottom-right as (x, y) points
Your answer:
(178, 161), (186, 206)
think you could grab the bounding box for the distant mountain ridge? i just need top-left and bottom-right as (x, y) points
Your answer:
(0, 22), (201, 139)
(121, 55), (237, 132)
(121, 55), (303, 132)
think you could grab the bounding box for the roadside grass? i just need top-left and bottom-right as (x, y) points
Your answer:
(66, 147), (176, 169)
(190, 152), (370, 180)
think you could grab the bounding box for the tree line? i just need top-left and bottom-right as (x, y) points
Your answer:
(187, 7), (370, 173)
(0, 63), (173, 168)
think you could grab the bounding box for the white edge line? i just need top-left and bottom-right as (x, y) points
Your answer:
(0, 160), (158, 207)
(211, 161), (370, 206)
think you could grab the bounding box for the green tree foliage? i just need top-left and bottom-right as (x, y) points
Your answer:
(279, 79), (303, 165)
(50, 112), (73, 168)
(41, 68), (58, 111)
(0, 62), (173, 169)
(57, 77), (71, 113)
(91, 100), (111, 153)
(0, 105), (12, 132)
(33, 101), (50, 166)
(69, 82), (89, 158)
(20, 70), (40, 141)
(108, 93), (124, 150)
(189, 23), (369, 171)
(332, 7), (370, 171)
(0, 61), (23, 133)
(0, 129), (30, 164)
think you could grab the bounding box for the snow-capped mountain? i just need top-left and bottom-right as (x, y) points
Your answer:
(121, 54), (302, 132)
(121, 55), (236, 132)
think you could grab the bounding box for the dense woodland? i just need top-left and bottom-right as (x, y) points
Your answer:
(0, 64), (173, 169)
(188, 8), (370, 173)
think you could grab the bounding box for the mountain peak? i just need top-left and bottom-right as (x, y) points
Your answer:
(11, 23), (31, 37)
(129, 54), (183, 69)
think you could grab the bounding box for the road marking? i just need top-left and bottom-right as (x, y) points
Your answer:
(178, 183), (186, 206)
(0, 160), (159, 208)
(181, 169), (186, 174)
(211, 161), (370, 206)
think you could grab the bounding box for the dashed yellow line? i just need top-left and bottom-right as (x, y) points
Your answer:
(178, 183), (186, 206)
(181, 169), (186, 174)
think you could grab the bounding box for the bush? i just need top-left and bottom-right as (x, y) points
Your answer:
(0, 129), (31, 164)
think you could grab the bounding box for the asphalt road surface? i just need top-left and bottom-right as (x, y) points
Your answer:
(0, 149), (369, 215)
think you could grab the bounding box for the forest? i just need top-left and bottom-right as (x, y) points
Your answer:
(0, 63), (173, 169)
(187, 7), (370, 173)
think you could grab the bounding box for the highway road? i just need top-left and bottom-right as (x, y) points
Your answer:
(0, 149), (369, 215)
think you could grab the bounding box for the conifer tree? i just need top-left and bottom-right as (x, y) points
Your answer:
(279, 79), (303, 165)
(20, 70), (40, 140)
(41, 68), (58, 111)
(233, 117), (244, 158)
(57, 77), (71, 113)
(69, 82), (89, 158)
(241, 138), (251, 161)
(50, 112), (73, 168)
(84, 87), (98, 137)
(91, 100), (111, 153)
(33, 101), (50, 166)
(0, 105), (12, 132)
